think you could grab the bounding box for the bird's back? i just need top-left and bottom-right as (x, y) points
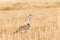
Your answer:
(13, 24), (30, 34)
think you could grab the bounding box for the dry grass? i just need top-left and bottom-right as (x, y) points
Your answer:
(0, 8), (59, 40)
(0, 2), (60, 10)
(0, 1), (60, 40)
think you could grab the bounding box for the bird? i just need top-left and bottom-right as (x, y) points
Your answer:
(13, 14), (32, 34)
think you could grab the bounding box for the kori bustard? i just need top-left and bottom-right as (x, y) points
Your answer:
(13, 14), (32, 34)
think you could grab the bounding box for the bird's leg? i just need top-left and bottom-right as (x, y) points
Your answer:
(13, 30), (18, 35)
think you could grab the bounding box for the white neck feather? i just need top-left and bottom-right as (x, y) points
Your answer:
(27, 14), (32, 25)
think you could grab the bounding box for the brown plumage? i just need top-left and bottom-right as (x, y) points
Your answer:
(13, 23), (30, 34)
(13, 14), (32, 34)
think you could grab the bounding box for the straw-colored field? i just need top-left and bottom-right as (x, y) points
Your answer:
(0, 2), (60, 10)
(0, 8), (59, 40)
(0, 1), (60, 40)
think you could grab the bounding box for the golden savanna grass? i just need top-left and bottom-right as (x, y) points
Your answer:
(0, 2), (60, 10)
(0, 2), (59, 40)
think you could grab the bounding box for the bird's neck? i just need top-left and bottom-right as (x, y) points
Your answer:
(26, 23), (30, 27)
(26, 14), (31, 27)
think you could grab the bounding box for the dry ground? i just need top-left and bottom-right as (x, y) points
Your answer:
(0, 2), (60, 40)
